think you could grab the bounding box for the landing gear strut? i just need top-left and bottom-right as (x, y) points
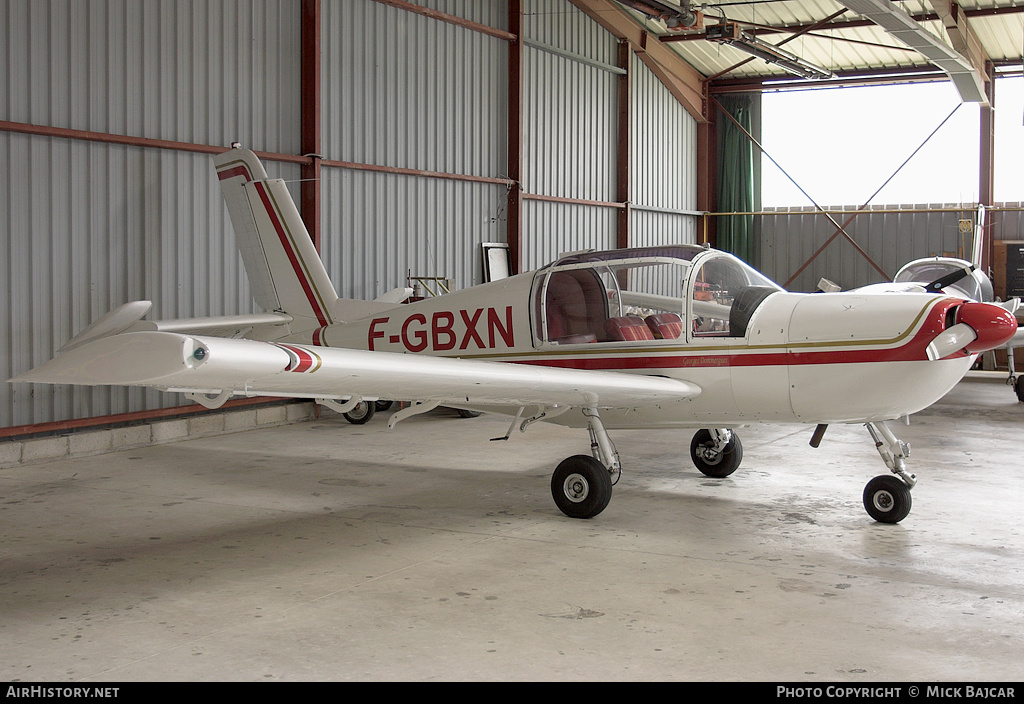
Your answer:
(863, 421), (916, 523)
(550, 406), (618, 519)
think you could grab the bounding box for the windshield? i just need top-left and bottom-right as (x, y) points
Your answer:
(688, 254), (782, 337)
(535, 247), (782, 344)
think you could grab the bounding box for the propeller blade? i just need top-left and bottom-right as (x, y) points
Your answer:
(923, 265), (974, 294)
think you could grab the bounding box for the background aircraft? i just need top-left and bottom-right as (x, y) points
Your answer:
(11, 148), (1018, 524)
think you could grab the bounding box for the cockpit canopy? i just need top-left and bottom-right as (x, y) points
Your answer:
(535, 246), (782, 345)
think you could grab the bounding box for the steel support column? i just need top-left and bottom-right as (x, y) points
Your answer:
(697, 84), (716, 246)
(300, 0), (322, 252)
(979, 61), (996, 273)
(507, 0), (524, 275)
(616, 40), (632, 250)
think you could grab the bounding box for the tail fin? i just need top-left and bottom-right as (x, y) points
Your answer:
(214, 147), (340, 335)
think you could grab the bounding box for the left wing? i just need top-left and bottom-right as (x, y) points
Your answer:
(11, 331), (701, 411)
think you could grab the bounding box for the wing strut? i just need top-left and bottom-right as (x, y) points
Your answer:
(316, 396), (365, 415)
(185, 390), (232, 409)
(387, 400), (442, 429)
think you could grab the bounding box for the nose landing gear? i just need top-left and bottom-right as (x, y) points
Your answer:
(863, 421), (916, 523)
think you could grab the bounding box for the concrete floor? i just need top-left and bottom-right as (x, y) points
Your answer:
(2, 376), (1022, 682)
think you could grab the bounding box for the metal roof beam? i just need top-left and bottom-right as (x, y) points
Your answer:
(661, 5), (1024, 43)
(928, 0), (991, 78)
(836, 0), (989, 103)
(568, 0), (706, 121)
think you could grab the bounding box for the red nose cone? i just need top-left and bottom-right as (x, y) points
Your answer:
(956, 302), (1018, 353)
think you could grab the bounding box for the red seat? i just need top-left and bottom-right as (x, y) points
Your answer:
(605, 316), (655, 341)
(645, 313), (683, 340)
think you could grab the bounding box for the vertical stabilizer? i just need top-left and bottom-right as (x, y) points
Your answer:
(214, 147), (340, 337)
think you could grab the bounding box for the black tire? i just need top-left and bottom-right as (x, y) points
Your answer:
(343, 401), (375, 425)
(374, 400), (393, 412)
(689, 429), (743, 478)
(863, 475), (912, 524)
(1015, 377), (1024, 404)
(550, 455), (613, 519)
(456, 409), (481, 418)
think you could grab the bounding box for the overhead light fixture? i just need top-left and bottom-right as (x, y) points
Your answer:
(619, 0), (702, 31)
(705, 23), (835, 80)
(836, 0), (987, 102)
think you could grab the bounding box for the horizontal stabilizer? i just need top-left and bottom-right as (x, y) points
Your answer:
(59, 305), (294, 355)
(58, 301), (153, 353)
(130, 312), (293, 339)
(374, 287), (413, 304)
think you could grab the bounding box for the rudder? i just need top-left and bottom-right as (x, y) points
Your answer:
(214, 147), (339, 336)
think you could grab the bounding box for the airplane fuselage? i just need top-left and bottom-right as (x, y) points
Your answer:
(301, 248), (980, 430)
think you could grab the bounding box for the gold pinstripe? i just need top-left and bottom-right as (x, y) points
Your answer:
(446, 298), (941, 362)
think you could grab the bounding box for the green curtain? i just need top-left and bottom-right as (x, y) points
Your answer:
(716, 94), (756, 265)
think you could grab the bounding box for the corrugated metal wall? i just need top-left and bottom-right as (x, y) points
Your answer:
(630, 53), (699, 249)
(1, 0), (300, 428)
(759, 203), (1024, 292)
(520, 0), (619, 269)
(992, 204), (1024, 244)
(319, 0), (509, 300)
(3, 0), (705, 430)
(1, 0), (300, 151)
(518, 0), (700, 269)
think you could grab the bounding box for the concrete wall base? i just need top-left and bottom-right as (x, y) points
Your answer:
(0, 402), (316, 469)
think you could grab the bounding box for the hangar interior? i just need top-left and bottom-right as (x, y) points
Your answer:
(2, 0), (1024, 682)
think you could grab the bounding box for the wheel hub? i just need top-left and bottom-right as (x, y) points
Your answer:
(697, 444), (722, 465)
(562, 473), (589, 503)
(871, 490), (895, 512)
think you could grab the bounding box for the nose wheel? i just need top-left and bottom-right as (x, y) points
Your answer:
(863, 474), (913, 523)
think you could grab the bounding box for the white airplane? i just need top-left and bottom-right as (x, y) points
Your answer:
(10, 147), (1019, 524)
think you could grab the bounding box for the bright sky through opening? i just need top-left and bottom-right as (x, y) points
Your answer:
(761, 76), (1023, 208)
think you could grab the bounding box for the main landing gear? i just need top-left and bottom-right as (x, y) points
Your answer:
(550, 406), (620, 519)
(689, 428), (743, 478)
(863, 421), (916, 523)
(549, 420), (747, 519)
